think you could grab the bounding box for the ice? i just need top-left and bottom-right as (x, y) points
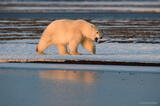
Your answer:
(1, 1), (160, 13)
(0, 41), (160, 63)
(1, 1), (160, 5)
(2, 7), (160, 13)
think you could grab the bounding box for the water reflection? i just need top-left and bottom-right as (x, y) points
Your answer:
(1, 64), (160, 106)
(39, 70), (100, 84)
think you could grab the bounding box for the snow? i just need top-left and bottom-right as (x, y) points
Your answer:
(2, 7), (160, 13)
(0, 40), (160, 63)
(1, 1), (160, 13)
(1, 1), (160, 5)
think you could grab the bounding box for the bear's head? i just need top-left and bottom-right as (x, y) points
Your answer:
(83, 23), (102, 42)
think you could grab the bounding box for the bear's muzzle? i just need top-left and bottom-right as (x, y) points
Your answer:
(95, 37), (98, 42)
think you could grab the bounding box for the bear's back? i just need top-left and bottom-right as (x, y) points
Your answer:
(51, 19), (89, 28)
(46, 19), (90, 35)
(43, 19), (89, 44)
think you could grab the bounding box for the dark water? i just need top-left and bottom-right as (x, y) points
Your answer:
(0, 63), (160, 106)
(1, 12), (160, 19)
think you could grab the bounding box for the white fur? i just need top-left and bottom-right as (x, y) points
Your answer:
(36, 19), (102, 55)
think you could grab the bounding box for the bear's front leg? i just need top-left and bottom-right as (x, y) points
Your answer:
(68, 42), (81, 55)
(57, 44), (70, 55)
(81, 38), (95, 54)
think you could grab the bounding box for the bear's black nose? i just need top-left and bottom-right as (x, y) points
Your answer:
(95, 37), (98, 42)
(100, 37), (103, 39)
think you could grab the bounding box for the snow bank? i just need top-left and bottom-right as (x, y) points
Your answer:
(0, 41), (160, 65)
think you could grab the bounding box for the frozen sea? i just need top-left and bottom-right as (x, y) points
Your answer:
(0, 63), (160, 106)
(0, 1), (160, 106)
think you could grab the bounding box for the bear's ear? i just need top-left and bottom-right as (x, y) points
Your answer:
(90, 24), (97, 30)
(90, 24), (95, 28)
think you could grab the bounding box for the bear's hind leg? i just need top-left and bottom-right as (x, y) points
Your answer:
(37, 40), (52, 55)
(68, 42), (81, 55)
(81, 38), (95, 54)
(57, 44), (69, 55)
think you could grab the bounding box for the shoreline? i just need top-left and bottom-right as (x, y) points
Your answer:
(1, 59), (160, 67)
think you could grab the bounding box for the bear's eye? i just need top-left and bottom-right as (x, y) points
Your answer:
(96, 32), (98, 34)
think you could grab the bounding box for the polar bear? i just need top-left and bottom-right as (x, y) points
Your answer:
(36, 19), (102, 55)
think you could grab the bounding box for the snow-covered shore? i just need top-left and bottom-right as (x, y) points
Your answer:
(0, 42), (160, 65)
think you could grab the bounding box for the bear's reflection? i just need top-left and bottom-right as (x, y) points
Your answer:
(39, 70), (98, 84)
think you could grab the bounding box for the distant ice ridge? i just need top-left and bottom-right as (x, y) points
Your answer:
(1, 1), (160, 13)
(3, 7), (160, 13)
(1, 1), (160, 5)
(0, 42), (160, 64)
